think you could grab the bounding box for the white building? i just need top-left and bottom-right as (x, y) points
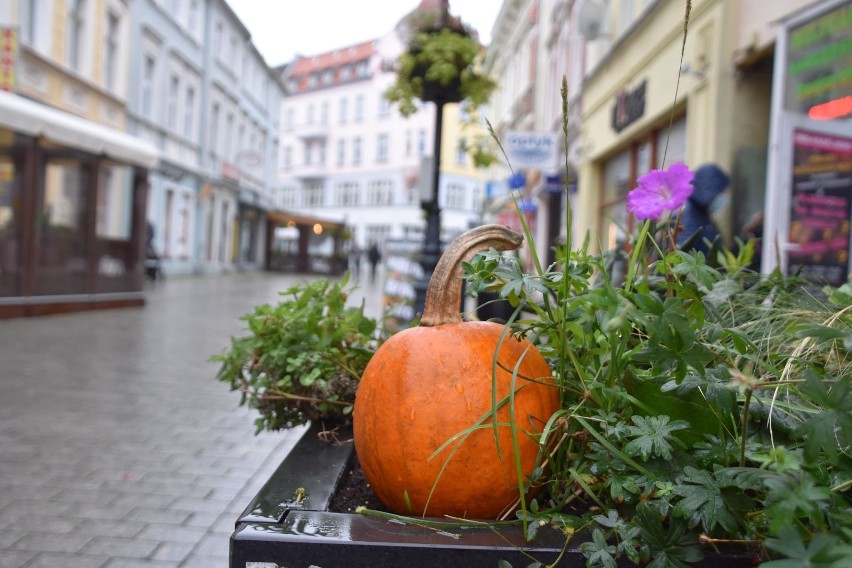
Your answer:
(275, 13), (484, 255)
(128, 0), (283, 276)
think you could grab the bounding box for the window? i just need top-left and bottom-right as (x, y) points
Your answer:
(306, 104), (314, 124)
(285, 108), (294, 130)
(224, 113), (234, 160)
(318, 142), (326, 165)
(335, 182), (360, 206)
(141, 55), (156, 119)
(367, 180), (394, 205)
(378, 96), (391, 117)
(282, 146), (292, 170)
(305, 142), (313, 165)
(213, 20), (224, 58)
(320, 102), (329, 125)
(376, 133), (389, 163)
(187, 0), (199, 35)
(167, 74), (180, 131)
(210, 103), (220, 157)
(67, 0), (86, 72)
(183, 86), (195, 138)
(230, 34), (238, 68)
(337, 140), (345, 165)
(594, 114), (693, 255)
(339, 98), (348, 123)
(446, 183), (465, 209)
(278, 186), (298, 209)
(456, 137), (467, 166)
(22, 0), (51, 53)
(103, 11), (119, 91)
(405, 130), (412, 156)
(418, 129), (426, 156)
(340, 65), (352, 81)
(303, 182), (324, 207)
(354, 95), (364, 121)
(352, 137), (361, 164)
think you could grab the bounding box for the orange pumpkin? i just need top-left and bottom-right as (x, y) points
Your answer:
(353, 225), (559, 519)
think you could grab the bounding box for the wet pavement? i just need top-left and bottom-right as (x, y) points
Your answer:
(0, 270), (384, 567)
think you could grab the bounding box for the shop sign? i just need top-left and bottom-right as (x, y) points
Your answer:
(785, 1), (852, 115)
(0, 27), (18, 92)
(787, 129), (852, 286)
(611, 80), (646, 133)
(503, 131), (560, 170)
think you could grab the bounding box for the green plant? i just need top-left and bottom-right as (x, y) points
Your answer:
(454, 64), (852, 563)
(212, 276), (380, 433)
(383, 7), (497, 168)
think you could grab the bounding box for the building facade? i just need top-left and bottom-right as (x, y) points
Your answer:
(128, 0), (283, 276)
(0, 0), (158, 317)
(274, 13), (485, 260)
(484, 0), (848, 286)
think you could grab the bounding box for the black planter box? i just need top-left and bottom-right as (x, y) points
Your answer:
(230, 423), (757, 568)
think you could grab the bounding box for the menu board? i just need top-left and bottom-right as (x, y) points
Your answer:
(787, 130), (852, 285)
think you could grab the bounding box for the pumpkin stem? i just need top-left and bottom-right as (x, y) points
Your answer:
(420, 224), (523, 327)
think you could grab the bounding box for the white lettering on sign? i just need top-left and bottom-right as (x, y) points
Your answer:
(503, 131), (560, 170)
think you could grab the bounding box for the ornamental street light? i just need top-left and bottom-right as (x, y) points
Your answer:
(413, 0), (463, 317)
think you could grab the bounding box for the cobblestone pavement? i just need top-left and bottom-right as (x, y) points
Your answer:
(0, 271), (384, 568)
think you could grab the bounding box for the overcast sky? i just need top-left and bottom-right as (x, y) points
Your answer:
(227, 0), (504, 67)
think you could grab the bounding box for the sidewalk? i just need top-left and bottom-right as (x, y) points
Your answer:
(0, 271), (385, 568)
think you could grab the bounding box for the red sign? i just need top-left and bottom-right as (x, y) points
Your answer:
(0, 27), (18, 93)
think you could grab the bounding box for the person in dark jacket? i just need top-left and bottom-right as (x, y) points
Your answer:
(677, 163), (729, 255)
(367, 243), (381, 283)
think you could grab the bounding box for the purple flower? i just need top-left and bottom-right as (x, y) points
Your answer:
(626, 162), (695, 220)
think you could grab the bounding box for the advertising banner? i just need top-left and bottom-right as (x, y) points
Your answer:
(787, 129), (852, 285)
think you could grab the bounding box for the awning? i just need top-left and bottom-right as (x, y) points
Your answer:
(268, 210), (346, 230)
(0, 90), (159, 168)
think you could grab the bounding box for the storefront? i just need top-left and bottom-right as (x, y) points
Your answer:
(0, 92), (158, 317)
(577, 0), (729, 252)
(764, 0), (852, 285)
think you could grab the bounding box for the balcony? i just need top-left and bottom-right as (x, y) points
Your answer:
(292, 122), (329, 140)
(292, 163), (329, 180)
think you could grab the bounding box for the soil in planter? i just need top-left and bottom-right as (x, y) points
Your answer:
(328, 452), (388, 513)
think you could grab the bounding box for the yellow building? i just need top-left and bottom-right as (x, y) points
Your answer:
(574, 0), (835, 257)
(0, 1), (158, 317)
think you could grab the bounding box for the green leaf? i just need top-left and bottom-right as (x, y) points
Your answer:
(673, 466), (739, 533)
(624, 415), (689, 461)
(763, 527), (846, 567)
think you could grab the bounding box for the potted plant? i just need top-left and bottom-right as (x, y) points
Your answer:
(383, 1), (498, 168)
(223, 7), (850, 566)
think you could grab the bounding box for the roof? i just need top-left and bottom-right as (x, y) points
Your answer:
(286, 40), (376, 92)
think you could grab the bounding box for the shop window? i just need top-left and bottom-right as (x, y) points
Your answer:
(34, 159), (89, 295)
(0, 150), (23, 296)
(655, 117), (686, 167)
(601, 150), (631, 251)
(95, 164), (136, 293)
(599, 118), (687, 251)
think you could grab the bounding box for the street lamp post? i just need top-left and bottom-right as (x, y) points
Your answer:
(413, 0), (460, 317)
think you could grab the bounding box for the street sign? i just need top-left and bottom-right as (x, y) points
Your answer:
(503, 131), (560, 170)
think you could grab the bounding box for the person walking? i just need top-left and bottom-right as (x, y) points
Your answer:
(367, 242), (381, 284)
(349, 243), (362, 281)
